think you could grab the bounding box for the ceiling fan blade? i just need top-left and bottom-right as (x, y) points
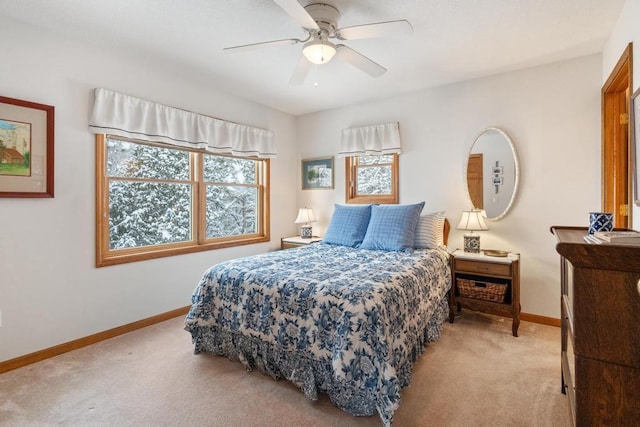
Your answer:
(336, 20), (413, 40)
(273, 0), (319, 30)
(289, 56), (312, 85)
(223, 38), (301, 53)
(335, 45), (386, 78)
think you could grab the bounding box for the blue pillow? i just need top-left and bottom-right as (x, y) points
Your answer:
(360, 202), (425, 252)
(322, 204), (372, 247)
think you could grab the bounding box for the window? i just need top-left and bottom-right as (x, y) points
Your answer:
(96, 135), (269, 266)
(345, 154), (399, 204)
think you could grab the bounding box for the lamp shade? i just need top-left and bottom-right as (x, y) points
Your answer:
(303, 39), (336, 64)
(457, 209), (489, 231)
(294, 208), (317, 224)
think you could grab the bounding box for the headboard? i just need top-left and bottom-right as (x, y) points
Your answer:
(444, 218), (451, 246)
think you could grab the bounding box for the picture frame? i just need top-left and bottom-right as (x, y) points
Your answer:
(492, 176), (503, 185)
(302, 156), (334, 190)
(0, 95), (54, 198)
(633, 87), (640, 206)
(492, 166), (503, 175)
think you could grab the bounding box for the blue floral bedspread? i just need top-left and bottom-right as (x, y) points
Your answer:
(185, 243), (451, 426)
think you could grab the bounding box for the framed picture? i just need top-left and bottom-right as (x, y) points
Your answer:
(302, 156), (334, 190)
(492, 166), (503, 175)
(0, 96), (54, 198)
(633, 87), (640, 205)
(492, 175), (503, 185)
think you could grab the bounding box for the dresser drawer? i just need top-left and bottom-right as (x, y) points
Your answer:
(455, 259), (511, 276)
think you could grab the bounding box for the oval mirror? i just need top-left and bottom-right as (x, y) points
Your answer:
(465, 128), (519, 220)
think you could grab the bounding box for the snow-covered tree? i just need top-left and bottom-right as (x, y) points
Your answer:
(105, 138), (260, 250)
(107, 139), (191, 249)
(356, 155), (393, 195)
(203, 155), (258, 238)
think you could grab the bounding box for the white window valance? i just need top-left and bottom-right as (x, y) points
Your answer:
(88, 88), (276, 158)
(339, 122), (401, 157)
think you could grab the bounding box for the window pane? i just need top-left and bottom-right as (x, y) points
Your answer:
(206, 185), (257, 238)
(358, 155), (393, 165)
(106, 138), (190, 180)
(357, 165), (392, 195)
(203, 155), (256, 184)
(109, 181), (192, 249)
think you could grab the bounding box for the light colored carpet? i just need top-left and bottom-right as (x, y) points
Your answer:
(0, 311), (570, 426)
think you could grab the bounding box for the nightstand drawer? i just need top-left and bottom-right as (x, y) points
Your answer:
(281, 236), (323, 250)
(281, 242), (301, 250)
(456, 259), (511, 276)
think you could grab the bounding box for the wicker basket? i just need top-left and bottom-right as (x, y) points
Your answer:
(457, 278), (507, 303)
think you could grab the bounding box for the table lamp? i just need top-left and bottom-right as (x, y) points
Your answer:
(457, 209), (489, 253)
(294, 207), (316, 238)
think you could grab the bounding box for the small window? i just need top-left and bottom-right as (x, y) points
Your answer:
(345, 154), (399, 204)
(96, 135), (269, 266)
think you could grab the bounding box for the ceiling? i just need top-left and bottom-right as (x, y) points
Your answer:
(0, 0), (626, 116)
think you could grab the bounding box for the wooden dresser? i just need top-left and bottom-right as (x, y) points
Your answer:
(551, 226), (640, 426)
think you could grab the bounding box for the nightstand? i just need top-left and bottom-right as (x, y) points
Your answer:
(449, 249), (521, 336)
(281, 236), (323, 250)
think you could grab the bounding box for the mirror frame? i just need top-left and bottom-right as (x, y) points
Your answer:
(464, 127), (520, 221)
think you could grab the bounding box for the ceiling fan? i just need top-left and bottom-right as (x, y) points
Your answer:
(223, 0), (413, 85)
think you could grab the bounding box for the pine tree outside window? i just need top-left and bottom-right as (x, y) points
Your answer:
(345, 154), (399, 204)
(95, 135), (269, 266)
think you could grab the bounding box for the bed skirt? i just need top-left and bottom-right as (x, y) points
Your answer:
(186, 298), (448, 426)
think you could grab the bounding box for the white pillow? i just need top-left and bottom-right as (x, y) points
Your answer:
(414, 211), (446, 248)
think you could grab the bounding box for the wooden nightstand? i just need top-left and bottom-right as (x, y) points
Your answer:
(449, 249), (521, 336)
(281, 236), (323, 250)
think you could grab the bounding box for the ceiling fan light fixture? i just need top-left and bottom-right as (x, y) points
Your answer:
(303, 38), (336, 64)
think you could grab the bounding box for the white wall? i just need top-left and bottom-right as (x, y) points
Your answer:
(602, 0), (640, 227)
(297, 54), (602, 319)
(0, 17), (298, 363)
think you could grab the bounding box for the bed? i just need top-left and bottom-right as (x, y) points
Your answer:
(185, 204), (451, 426)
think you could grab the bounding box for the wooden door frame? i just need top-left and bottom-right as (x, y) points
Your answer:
(602, 43), (633, 228)
(467, 153), (484, 209)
